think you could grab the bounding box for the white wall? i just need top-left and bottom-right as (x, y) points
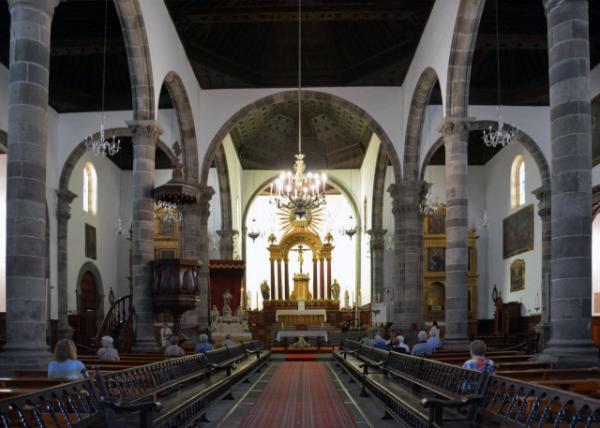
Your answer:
(206, 167), (222, 260)
(0, 154), (5, 312)
(484, 142), (543, 318)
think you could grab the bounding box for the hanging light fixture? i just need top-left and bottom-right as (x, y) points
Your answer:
(482, 0), (517, 148)
(247, 218), (261, 242)
(85, 0), (121, 157)
(270, 0), (327, 219)
(340, 214), (358, 239)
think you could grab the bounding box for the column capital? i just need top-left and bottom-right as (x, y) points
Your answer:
(438, 117), (472, 136)
(127, 120), (163, 140)
(543, 0), (586, 15)
(8, 0), (60, 14)
(198, 186), (215, 222)
(56, 189), (77, 220)
(217, 229), (239, 239)
(532, 185), (551, 217)
(367, 228), (387, 250)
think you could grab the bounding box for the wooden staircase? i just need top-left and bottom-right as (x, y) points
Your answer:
(95, 294), (135, 352)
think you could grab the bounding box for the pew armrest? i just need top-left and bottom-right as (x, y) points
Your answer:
(421, 394), (483, 409)
(102, 397), (163, 414)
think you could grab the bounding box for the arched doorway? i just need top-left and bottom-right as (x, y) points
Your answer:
(78, 271), (97, 345)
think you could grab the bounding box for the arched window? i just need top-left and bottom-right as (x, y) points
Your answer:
(83, 162), (97, 215)
(511, 155), (526, 208)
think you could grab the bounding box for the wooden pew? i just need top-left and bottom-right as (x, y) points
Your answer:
(499, 367), (600, 381)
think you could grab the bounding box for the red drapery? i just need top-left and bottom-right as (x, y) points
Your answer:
(209, 260), (245, 312)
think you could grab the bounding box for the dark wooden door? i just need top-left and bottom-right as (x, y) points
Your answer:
(79, 271), (97, 345)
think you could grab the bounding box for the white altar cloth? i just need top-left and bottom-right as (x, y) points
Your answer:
(275, 308), (327, 322)
(276, 330), (328, 342)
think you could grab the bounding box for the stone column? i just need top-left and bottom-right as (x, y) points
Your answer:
(543, 0), (596, 363)
(284, 259), (289, 299)
(367, 228), (387, 303)
(533, 186), (552, 348)
(128, 120), (162, 351)
(217, 229), (237, 259)
(1, 0), (59, 370)
(56, 189), (77, 340)
(197, 186), (214, 327)
(312, 259), (318, 299)
(388, 184), (404, 327)
(440, 118), (470, 348)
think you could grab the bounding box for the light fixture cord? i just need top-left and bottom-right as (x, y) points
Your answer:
(101, 0), (109, 120)
(494, 0), (502, 117)
(297, 0), (302, 155)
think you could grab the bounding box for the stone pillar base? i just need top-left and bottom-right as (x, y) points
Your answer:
(538, 340), (599, 368)
(0, 349), (53, 376)
(132, 338), (161, 353)
(441, 337), (470, 350)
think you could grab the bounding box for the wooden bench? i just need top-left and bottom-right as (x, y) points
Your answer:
(334, 341), (489, 427)
(480, 374), (600, 426)
(97, 340), (270, 426)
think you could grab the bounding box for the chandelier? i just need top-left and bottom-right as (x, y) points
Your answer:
(482, 0), (517, 148)
(339, 214), (358, 239)
(269, 0), (327, 219)
(247, 218), (261, 242)
(86, 0), (121, 157)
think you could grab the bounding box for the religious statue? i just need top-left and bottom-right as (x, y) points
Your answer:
(222, 289), (233, 321)
(290, 245), (307, 273)
(291, 336), (312, 349)
(210, 305), (220, 325)
(235, 305), (246, 322)
(330, 279), (340, 300)
(260, 280), (270, 300)
(344, 290), (350, 309)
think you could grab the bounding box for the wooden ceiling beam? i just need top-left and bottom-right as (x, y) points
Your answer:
(181, 4), (431, 24)
(189, 47), (262, 87)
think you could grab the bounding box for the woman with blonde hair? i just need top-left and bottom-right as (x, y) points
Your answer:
(48, 339), (87, 380)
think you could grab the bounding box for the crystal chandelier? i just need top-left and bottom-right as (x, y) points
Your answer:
(482, 0), (517, 148)
(86, 0), (121, 157)
(247, 218), (261, 242)
(339, 214), (357, 239)
(269, 0), (327, 219)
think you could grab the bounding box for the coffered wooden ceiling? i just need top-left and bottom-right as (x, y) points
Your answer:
(230, 98), (374, 169)
(0, 0), (598, 112)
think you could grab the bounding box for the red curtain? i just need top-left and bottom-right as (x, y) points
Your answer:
(209, 260), (245, 312)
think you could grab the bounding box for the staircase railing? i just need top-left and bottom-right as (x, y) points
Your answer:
(94, 294), (135, 352)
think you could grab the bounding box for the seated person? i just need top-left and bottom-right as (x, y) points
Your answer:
(222, 334), (235, 347)
(411, 331), (435, 357)
(391, 335), (410, 354)
(462, 340), (495, 373)
(97, 335), (120, 361)
(164, 335), (185, 358)
(360, 334), (374, 346)
(48, 339), (87, 380)
(426, 331), (442, 351)
(194, 333), (214, 353)
(373, 334), (387, 350)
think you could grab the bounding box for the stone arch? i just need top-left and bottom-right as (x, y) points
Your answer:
(213, 145), (234, 258)
(55, 127), (176, 339)
(594, 185), (600, 218)
(0, 129), (6, 153)
(445, 0), (486, 117)
(160, 71), (199, 184)
(199, 90), (402, 188)
(112, 0), (155, 121)
(75, 261), (105, 333)
(404, 67), (440, 182)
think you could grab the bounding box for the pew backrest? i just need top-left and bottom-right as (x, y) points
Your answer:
(481, 374), (600, 427)
(0, 379), (103, 427)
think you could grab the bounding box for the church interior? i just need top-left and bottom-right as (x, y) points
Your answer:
(0, 0), (600, 426)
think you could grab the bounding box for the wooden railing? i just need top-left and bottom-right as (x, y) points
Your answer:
(94, 294), (135, 352)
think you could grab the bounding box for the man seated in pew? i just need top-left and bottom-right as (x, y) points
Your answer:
(194, 333), (214, 353)
(97, 335), (120, 361)
(462, 340), (495, 373)
(48, 339), (87, 380)
(373, 335), (387, 350)
(411, 331), (435, 356)
(164, 335), (185, 358)
(391, 335), (410, 354)
(222, 334), (236, 348)
(426, 330), (442, 351)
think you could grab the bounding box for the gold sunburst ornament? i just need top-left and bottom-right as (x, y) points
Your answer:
(277, 206), (324, 235)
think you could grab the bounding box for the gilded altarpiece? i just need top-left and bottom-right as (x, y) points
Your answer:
(423, 204), (478, 326)
(153, 209), (180, 259)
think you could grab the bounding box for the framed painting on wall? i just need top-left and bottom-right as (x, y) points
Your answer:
(427, 247), (445, 272)
(85, 223), (96, 260)
(503, 204), (534, 258)
(510, 259), (525, 292)
(426, 214), (445, 235)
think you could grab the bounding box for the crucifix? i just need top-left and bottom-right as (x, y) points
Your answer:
(290, 245), (308, 273)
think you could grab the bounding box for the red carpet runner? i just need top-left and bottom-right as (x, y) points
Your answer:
(238, 362), (358, 428)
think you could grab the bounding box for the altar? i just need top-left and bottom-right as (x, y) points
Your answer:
(275, 308), (327, 325)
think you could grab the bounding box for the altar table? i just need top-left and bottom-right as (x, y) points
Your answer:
(276, 330), (328, 342)
(275, 309), (327, 325)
